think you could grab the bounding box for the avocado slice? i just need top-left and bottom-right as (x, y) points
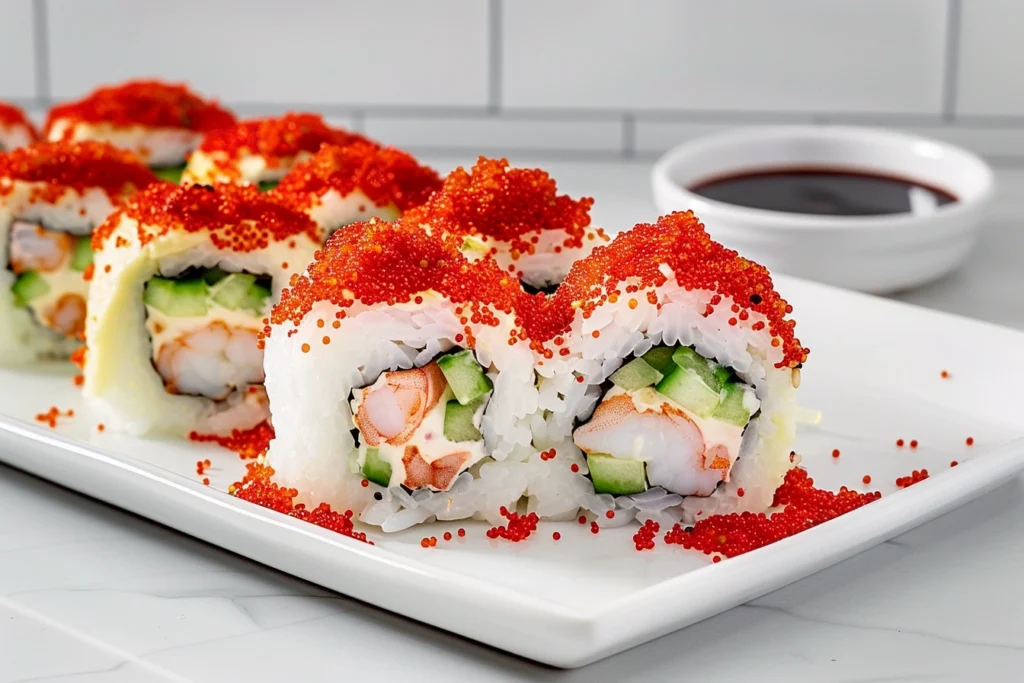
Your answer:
(153, 164), (186, 184)
(11, 270), (49, 307)
(437, 350), (492, 405)
(443, 399), (483, 442)
(257, 180), (280, 192)
(142, 277), (210, 317)
(641, 346), (677, 376)
(202, 266), (228, 285)
(587, 453), (647, 495)
(655, 364), (720, 417)
(610, 357), (663, 391)
(362, 447), (392, 487)
(712, 382), (754, 427)
(70, 236), (93, 271)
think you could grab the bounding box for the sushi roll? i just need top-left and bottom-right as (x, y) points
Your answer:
(269, 141), (442, 241)
(0, 101), (37, 151)
(180, 113), (370, 190)
(43, 80), (236, 183)
(0, 141), (159, 364)
(402, 157), (609, 293)
(528, 211), (808, 525)
(261, 217), (541, 530)
(82, 183), (320, 437)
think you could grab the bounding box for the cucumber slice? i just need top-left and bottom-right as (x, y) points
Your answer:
(587, 453), (647, 495)
(712, 382), (754, 427)
(641, 346), (677, 376)
(362, 447), (392, 487)
(437, 350), (492, 405)
(70, 236), (93, 271)
(238, 282), (272, 315)
(153, 164), (186, 184)
(671, 346), (724, 392)
(211, 273), (256, 308)
(11, 271), (49, 307)
(258, 180), (279, 192)
(143, 277), (210, 317)
(203, 267), (228, 285)
(655, 365), (720, 417)
(610, 357), (663, 391)
(443, 399), (482, 442)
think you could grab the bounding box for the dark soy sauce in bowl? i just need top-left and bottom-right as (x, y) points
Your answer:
(689, 167), (957, 217)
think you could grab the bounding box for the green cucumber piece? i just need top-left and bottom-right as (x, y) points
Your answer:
(641, 346), (677, 376)
(362, 447), (392, 487)
(671, 346), (724, 392)
(258, 180), (280, 192)
(443, 399), (483, 442)
(655, 365), (720, 417)
(587, 453), (647, 495)
(153, 164), (186, 184)
(437, 350), (492, 405)
(70, 236), (93, 271)
(203, 267), (228, 285)
(712, 382), (754, 427)
(142, 277), (210, 317)
(610, 357), (663, 391)
(11, 270), (49, 307)
(238, 282), (271, 315)
(211, 273), (256, 308)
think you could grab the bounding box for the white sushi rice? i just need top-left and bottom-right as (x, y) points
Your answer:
(83, 211), (318, 437)
(302, 188), (400, 242)
(0, 122), (33, 152)
(460, 227), (609, 290)
(0, 183), (117, 364)
(264, 294), (543, 530)
(182, 149), (316, 187)
(46, 119), (200, 167)
(529, 264), (798, 524)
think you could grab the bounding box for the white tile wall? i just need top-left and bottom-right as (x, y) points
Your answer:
(0, 0), (1022, 161)
(502, 0), (947, 114)
(0, 0), (37, 99)
(956, 0), (1024, 116)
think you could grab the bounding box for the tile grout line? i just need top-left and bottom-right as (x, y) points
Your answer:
(621, 114), (636, 159)
(351, 110), (366, 134)
(942, 0), (963, 123)
(31, 0), (51, 106)
(488, 0), (502, 112)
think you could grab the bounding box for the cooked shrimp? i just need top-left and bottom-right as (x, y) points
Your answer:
(573, 388), (734, 496)
(44, 293), (86, 338)
(355, 362), (447, 446)
(402, 446), (470, 491)
(8, 221), (73, 273)
(154, 322), (264, 400)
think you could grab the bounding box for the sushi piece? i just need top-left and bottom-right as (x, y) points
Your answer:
(526, 211), (808, 525)
(180, 113), (370, 190)
(43, 80), (236, 182)
(0, 101), (37, 151)
(402, 157), (609, 293)
(261, 217), (541, 530)
(0, 141), (159, 364)
(83, 183), (320, 437)
(269, 141), (442, 241)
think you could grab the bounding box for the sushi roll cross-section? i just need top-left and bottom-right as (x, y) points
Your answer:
(181, 113), (371, 190)
(43, 80), (237, 182)
(403, 156), (609, 293)
(0, 102), (37, 152)
(83, 183), (320, 437)
(270, 141), (442, 242)
(0, 141), (159, 363)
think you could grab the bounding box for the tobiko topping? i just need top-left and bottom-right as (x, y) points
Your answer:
(0, 140), (160, 201)
(0, 101), (37, 134)
(188, 420), (274, 459)
(552, 211), (808, 368)
(198, 113), (369, 166)
(44, 80), (236, 134)
(272, 141), (441, 212)
(403, 156), (595, 254)
(92, 182), (320, 252)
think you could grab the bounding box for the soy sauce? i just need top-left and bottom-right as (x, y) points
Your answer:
(689, 167), (956, 216)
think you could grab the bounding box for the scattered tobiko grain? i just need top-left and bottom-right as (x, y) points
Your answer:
(831, 449), (840, 458)
(189, 420), (274, 459)
(632, 519), (660, 551)
(663, 468), (880, 559)
(457, 528), (466, 538)
(552, 531), (561, 541)
(862, 475), (872, 484)
(590, 521), (600, 535)
(34, 406), (73, 428)
(966, 437), (974, 446)
(896, 469), (929, 488)
(950, 460), (959, 468)
(941, 370), (950, 379)
(443, 531), (452, 541)
(486, 507), (539, 542)
(909, 439), (919, 449)
(896, 439), (905, 447)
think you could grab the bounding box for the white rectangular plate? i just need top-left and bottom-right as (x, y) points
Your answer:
(1, 275), (1023, 668)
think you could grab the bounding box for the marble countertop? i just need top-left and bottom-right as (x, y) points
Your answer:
(3, 159), (1023, 683)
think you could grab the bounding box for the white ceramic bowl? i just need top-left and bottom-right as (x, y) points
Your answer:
(651, 126), (995, 293)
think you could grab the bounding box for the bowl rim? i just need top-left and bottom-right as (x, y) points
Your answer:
(651, 125), (996, 232)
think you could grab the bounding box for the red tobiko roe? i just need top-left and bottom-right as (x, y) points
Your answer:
(189, 420), (275, 459)
(44, 79), (236, 135)
(550, 211), (808, 368)
(402, 156), (596, 254)
(0, 101), (37, 136)
(0, 140), (160, 202)
(197, 113), (370, 166)
(272, 141), (442, 213)
(92, 181), (320, 252)
(268, 216), (532, 336)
